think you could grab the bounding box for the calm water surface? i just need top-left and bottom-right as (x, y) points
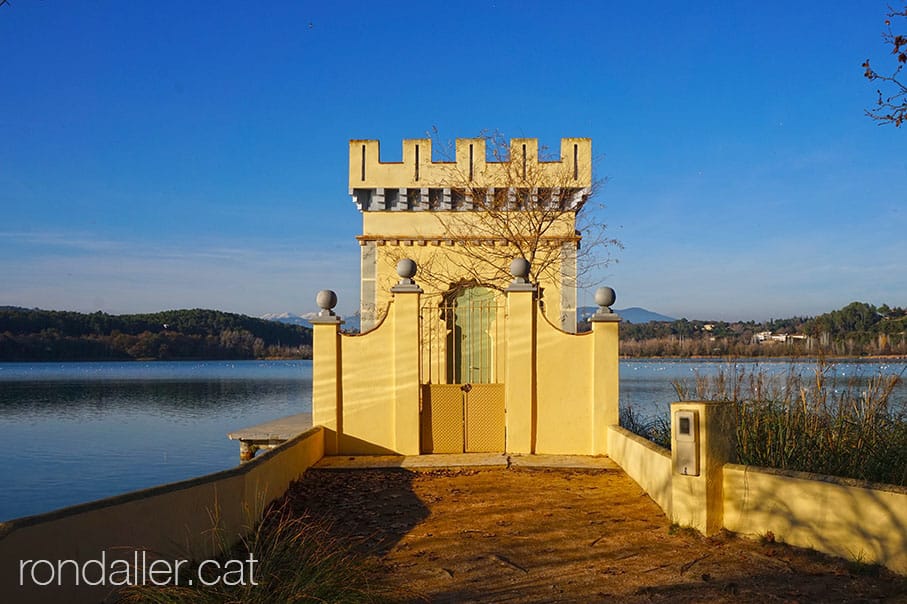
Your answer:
(621, 359), (907, 419)
(0, 361), (311, 520)
(1, 359), (904, 520)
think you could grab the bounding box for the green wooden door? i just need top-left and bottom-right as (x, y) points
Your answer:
(450, 286), (497, 384)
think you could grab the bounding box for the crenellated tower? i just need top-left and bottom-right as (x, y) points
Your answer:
(349, 137), (592, 332)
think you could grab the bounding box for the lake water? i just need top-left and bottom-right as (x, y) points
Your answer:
(0, 361), (312, 521)
(1, 359), (905, 521)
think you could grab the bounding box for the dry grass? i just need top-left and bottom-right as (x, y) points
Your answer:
(670, 360), (907, 486)
(118, 506), (400, 603)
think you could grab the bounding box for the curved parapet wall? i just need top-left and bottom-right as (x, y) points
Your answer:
(535, 310), (595, 454)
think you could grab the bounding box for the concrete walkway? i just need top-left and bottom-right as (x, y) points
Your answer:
(314, 453), (620, 470)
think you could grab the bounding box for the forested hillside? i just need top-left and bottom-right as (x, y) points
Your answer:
(0, 308), (312, 361)
(3, 301), (904, 361)
(583, 302), (907, 357)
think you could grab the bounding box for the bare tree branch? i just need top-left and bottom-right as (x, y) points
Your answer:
(864, 5), (907, 127)
(387, 129), (621, 308)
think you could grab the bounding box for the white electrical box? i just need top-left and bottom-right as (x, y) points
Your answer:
(674, 409), (700, 476)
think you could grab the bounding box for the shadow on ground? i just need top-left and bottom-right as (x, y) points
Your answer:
(276, 465), (907, 603)
(281, 467), (430, 557)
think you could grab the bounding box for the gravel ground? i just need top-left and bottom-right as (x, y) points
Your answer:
(280, 465), (907, 603)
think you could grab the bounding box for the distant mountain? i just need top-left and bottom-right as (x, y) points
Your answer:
(578, 306), (675, 324)
(260, 312), (313, 328)
(616, 307), (677, 324)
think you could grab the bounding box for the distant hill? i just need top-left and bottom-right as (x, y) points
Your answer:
(0, 308), (312, 361)
(265, 308), (670, 332)
(578, 306), (675, 324)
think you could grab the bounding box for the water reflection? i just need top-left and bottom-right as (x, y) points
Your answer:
(0, 361), (312, 520)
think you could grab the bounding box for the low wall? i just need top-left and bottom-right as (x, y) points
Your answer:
(607, 425), (672, 515)
(0, 426), (325, 604)
(723, 464), (907, 574)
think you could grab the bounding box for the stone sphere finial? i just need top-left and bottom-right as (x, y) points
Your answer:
(394, 258), (418, 287)
(510, 258), (531, 283)
(396, 258), (417, 280)
(594, 286), (616, 313)
(316, 289), (338, 317)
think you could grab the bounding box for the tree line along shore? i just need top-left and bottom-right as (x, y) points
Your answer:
(1, 301), (905, 362)
(0, 307), (313, 362)
(591, 301), (907, 358)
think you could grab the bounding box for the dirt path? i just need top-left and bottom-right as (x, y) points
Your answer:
(282, 465), (907, 603)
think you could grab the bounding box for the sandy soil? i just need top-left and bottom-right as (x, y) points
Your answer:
(281, 465), (907, 603)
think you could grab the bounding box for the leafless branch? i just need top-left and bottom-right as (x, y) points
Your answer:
(392, 129), (620, 300)
(864, 6), (907, 127)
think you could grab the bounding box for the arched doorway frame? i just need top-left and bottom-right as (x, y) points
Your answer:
(420, 282), (506, 453)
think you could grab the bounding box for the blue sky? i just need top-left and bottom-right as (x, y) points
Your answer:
(1, 1), (904, 321)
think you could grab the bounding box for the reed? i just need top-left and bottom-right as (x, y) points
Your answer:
(619, 405), (672, 450)
(672, 360), (907, 486)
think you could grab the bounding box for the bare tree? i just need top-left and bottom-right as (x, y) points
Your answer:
(864, 5), (907, 127)
(391, 130), (620, 303)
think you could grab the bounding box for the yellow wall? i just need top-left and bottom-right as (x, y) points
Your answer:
(605, 400), (907, 576)
(361, 210), (577, 238)
(349, 138), (592, 189)
(312, 322), (341, 453)
(592, 318), (620, 453)
(361, 211), (576, 329)
(0, 427), (325, 604)
(315, 284), (620, 458)
(338, 314), (397, 454)
(607, 425), (673, 516)
(723, 464), (907, 574)
(535, 312), (594, 453)
(313, 293), (423, 456)
(352, 137), (588, 334)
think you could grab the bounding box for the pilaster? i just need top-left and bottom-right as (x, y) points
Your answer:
(504, 282), (538, 454)
(670, 401), (736, 535)
(390, 283), (422, 455)
(592, 314), (620, 455)
(311, 316), (342, 455)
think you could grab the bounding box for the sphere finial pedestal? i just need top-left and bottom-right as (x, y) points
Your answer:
(391, 258), (423, 293)
(591, 286), (619, 322)
(506, 257), (537, 292)
(312, 289), (342, 324)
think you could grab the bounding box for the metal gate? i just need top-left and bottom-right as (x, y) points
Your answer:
(420, 287), (505, 453)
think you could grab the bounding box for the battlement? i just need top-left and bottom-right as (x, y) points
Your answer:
(349, 137), (592, 190)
